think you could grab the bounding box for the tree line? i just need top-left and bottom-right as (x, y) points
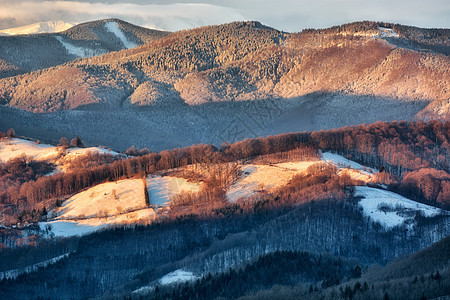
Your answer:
(0, 120), (448, 226)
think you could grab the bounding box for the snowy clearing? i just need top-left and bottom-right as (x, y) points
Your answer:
(105, 22), (137, 49)
(0, 138), (119, 173)
(0, 138), (60, 162)
(56, 36), (106, 58)
(146, 176), (202, 206)
(40, 207), (156, 237)
(322, 152), (377, 183)
(39, 178), (156, 237)
(55, 178), (146, 219)
(275, 161), (318, 172)
(378, 27), (399, 38)
(39, 220), (103, 237)
(355, 186), (443, 229)
(227, 160), (349, 202)
(227, 164), (301, 202)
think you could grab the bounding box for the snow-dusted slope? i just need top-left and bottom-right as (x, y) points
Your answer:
(0, 21), (76, 36)
(66, 146), (118, 156)
(40, 220), (104, 237)
(40, 178), (156, 237)
(322, 152), (377, 173)
(133, 269), (198, 295)
(0, 138), (60, 162)
(275, 161), (319, 171)
(355, 186), (443, 229)
(56, 36), (107, 58)
(322, 152), (377, 183)
(56, 179), (146, 218)
(105, 21), (137, 49)
(0, 137), (119, 171)
(226, 155), (375, 202)
(146, 176), (202, 206)
(159, 269), (198, 285)
(226, 163), (317, 202)
(378, 27), (399, 38)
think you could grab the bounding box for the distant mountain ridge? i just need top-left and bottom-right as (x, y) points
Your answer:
(0, 18), (169, 78)
(0, 21), (76, 36)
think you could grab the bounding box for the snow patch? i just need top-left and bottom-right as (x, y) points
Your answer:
(159, 269), (198, 285)
(355, 186), (443, 229)
(133, 269), (198, 295)
(40, 178), (156, 237)
(378, 27), (399, 38)
(39, 220), (102, 237)
(56, 36), (106, 58)
(65, 147), (119, 159)
(275, 161), (318, 171)
(105, 21), (137, 49)
(146, 176), (202, 206)
(226, 164), (305, 202)
(0, 138), (60, 163)
(0, 138), (119, 173)
(322, 152), (377, 182)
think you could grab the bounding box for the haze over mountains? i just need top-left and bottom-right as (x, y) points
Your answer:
(0, 19), (448, 150)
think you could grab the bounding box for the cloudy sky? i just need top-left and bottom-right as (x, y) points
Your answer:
(0, 0), (449, 32)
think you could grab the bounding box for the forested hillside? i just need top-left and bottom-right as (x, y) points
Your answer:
(1, 120), (447, 228)
(0, 21), (448, 114)
(0, 197), (448, 298)
(0, 21), (447, 151)
(0, 18), (168, 79)
(0, 119), (448, 298)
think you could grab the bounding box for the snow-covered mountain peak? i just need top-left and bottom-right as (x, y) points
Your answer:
(0, 21), (77, 36)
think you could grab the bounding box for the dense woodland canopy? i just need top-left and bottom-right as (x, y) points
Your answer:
(0, 193), (447, 298)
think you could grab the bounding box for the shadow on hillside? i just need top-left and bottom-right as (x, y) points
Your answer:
(0, 92), (430, 151)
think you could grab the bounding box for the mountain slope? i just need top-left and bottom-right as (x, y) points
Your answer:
(0, 18), (168, 79)
(0, 21), (448, 113)
(0, 21), (448, 150)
